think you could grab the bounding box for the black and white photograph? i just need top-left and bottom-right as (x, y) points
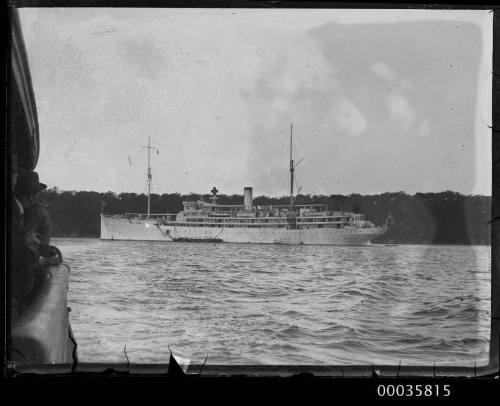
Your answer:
(6, 3), (499, 386)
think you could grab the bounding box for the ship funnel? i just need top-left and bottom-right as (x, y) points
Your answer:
(244, 187), (253, 211)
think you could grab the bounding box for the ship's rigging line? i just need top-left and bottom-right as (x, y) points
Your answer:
(150, 148), (173, 194)
(268, 166), (290, 196)
(134, 128), (329, 202)
(293, 173), (302, 202)
(265, 128), (302, 197)
(293, 130), (332, 196)
(296, 137), (331, 196)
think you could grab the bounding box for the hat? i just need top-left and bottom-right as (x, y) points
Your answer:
(14, 170), (47, 196)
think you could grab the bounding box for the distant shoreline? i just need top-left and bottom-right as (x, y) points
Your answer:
(371, 242), (491, 247)
(43, 191), (491, 246)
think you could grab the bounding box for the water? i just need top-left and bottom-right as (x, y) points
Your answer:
(56, 238), (491, 366)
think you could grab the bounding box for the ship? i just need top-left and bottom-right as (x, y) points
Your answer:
(101, 125), (388, 245)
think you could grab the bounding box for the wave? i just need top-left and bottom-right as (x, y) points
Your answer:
(62, 238), (490, 365)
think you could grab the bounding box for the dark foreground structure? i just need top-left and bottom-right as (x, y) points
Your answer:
(7, 8), (76, 367)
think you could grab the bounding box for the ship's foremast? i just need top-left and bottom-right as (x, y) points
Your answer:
(142, 137), (156, 220)
(290, 122), (294, 208)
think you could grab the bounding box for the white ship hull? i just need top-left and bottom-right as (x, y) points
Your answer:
(100, 215), (386, 245)
(100, 215), (167, 241)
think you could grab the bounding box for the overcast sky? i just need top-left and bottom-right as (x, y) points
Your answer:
(19, 8), (492, 196)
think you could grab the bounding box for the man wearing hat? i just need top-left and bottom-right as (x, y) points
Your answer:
(14, 170), (51, 253)
(12, 170), (56, 310)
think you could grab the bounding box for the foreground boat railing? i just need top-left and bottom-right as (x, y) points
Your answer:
(10, 264), (76, 365)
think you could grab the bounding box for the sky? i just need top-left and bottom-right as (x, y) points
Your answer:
(18, 8), (492, 196)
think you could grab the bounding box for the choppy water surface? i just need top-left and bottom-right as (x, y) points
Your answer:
(55, 238), (491, 366)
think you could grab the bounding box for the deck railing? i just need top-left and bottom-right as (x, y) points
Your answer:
(10, 264), (76, 365)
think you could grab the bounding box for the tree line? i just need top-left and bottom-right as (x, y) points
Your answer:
(40, 188), (491, 245)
